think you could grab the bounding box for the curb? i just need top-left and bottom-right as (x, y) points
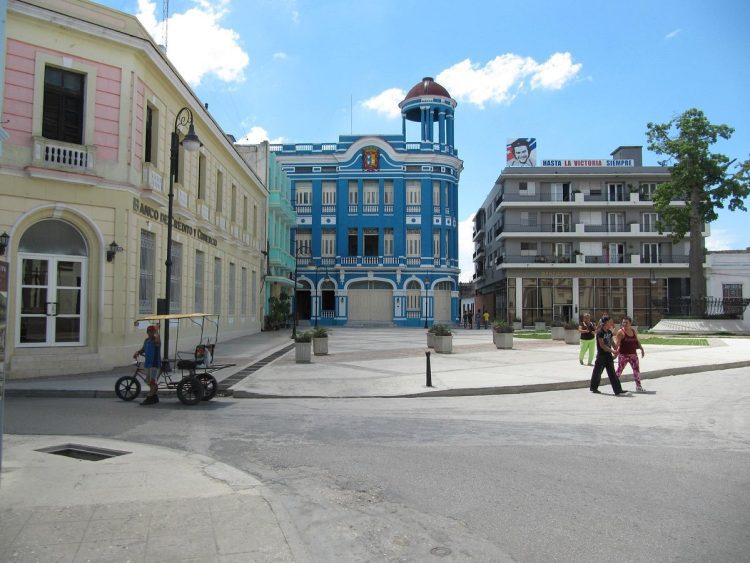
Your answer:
(7, 360), (749, 400)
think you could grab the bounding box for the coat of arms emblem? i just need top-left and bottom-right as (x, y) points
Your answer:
(362, 147), (379, 171)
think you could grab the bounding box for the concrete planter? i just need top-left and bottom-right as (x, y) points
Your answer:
(433, 335), (453, 354)
(426, 332), (435, 348)
(551, 327), (565, 340)
(564, 329), (580, 345)
(513, 321), (522, 330)
(295, 341), (312, 363)
(493, 332), (513, 349)
(313, 337), (328, 356)
(534, 322), (546, 330)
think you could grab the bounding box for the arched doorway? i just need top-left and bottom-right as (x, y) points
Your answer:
(296, 280), (311, 321)
(16, 219), (88, 346)
(348, 280), (393, 322)
(320, 280), (336, 321)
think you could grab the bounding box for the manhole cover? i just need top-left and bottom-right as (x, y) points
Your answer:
(430, 546), (452, 557)
(36, 444), (130, 462)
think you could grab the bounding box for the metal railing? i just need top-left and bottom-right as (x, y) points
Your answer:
(657, 297), (750, 319)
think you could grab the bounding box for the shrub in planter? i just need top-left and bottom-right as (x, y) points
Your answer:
(426, 324), (437, 348)
(564, 321), (580, 345)
(550, 319), (566, 340)
(312, 326), (329, 355)
(492, 321), (514, 349)
(431, 324), (453, 353)
(295, 331), (312, 363)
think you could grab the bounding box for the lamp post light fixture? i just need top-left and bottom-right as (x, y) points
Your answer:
(163, 107), (201, 363)
(106, 240), (123, 262)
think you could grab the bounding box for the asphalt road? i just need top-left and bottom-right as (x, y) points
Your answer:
(4, 368), (749, 562)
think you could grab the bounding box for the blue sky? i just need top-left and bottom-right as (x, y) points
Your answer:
(102, 0), (750, 279)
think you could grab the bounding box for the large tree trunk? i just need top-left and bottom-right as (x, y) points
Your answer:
(689, 183), (706, 316)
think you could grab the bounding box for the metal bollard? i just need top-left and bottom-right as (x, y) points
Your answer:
(425, 350), (433, 387)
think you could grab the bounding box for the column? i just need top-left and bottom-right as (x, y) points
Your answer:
(438, 111), (446, 146)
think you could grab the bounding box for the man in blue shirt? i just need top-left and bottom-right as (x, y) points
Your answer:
(133, 325), (161, 405)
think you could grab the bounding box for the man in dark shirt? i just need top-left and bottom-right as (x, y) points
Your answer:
(589, 316), (627, 395)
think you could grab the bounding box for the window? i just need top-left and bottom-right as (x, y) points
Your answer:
(251, 270), (257, 316)
(322, 181), (336, 205)
(642, 213), (658, 232)
(43, 66), (84, 144)
(194, 250), (204, 313)
(640, 182), (658, 201)
(384, 228), (394, 256)
(139, 230), (155, 314)
(296, 181), (311, 206)
(433, 181), (440, 206)
(296, 231), (312, 255)
(243, 196), (248, 230)
(406, 181), (421, 205)
(253, 204), (258, 238)
(608, 183), (625, 201)
(144, 105), (157, 164)
(608, 243), (625, 263)
(551, 183), (571, 202)
(383, 181), (394, 205)
(348, 181), (358, 205)
(554, 213), (572, 232)
(607, 212), (625, 232)
(231, 184), (237, 223)
(364, 228), (378, 256)
(519, 181), (536, 196)
(363, 181), (378, 205)
(241, 267), (248, 315)
(406, 229), (421, 256)
(169, 242), (182, 311)
(322, 230), (336, 257)
(348, 228), (358, 256)
(554, 243), (572, 259)
(723, 283), (743, 299)
(433, 229), (440, 258)
(642, 243), (660, 264)
(406, 280), (421, 311)
(520, 242), (538, 256)
(521, 211), (538, 227)
(228, 262), (236, 315)
(216, 171), (224, 213)
(198, 154), (206, 199)
(213, 258), (222, 314)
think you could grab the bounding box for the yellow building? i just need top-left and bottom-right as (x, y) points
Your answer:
(0, 0), (268, 377)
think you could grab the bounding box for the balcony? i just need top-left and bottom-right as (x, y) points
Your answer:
(141, 162), (163, 192)
(32, 136), (95, 173)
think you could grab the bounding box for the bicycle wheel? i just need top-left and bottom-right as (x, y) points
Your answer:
(198, 374), (218, 401)
(115, 376), (141, 401)
(176, 376), (204, 405)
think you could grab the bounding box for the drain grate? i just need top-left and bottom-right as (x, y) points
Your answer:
(36, 444), (130, 462)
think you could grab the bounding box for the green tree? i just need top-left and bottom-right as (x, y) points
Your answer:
(646, 108), (750, 315)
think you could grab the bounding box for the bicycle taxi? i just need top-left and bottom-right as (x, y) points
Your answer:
(115, 313), (221, 405)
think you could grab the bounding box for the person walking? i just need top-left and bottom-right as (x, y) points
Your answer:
(133, 324), (161, 405)
(578, 313), (596, 366)
(614, 316), (646, 392)
(483, 310), (490, 329)
(475, 310), (482, 330)
(590, 316), (627, 395)
(463, 310), (469, 329)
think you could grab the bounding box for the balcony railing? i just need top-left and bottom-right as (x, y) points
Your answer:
(142, 162), (163, 192)
(33, 136), (95, 172)
(322, 205), (336, 214)
(657, 297), (750, 319)
(406, 205), (421, 214)
(502, 223), (575, 233)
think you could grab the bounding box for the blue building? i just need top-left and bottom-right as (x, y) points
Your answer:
(271, 77), (463, 327)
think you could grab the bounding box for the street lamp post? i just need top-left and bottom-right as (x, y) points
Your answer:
(424, 274), (431, 329)
(163, 107), (201, 363)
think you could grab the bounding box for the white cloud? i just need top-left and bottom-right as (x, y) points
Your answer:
(362, 52), (582, 116)
(291, 10), (300, 24)
(458, 214), (476, 282)
(136, 0), (249, 86)
(235, 126), (284, 145)
(273, 52), (288, 60)
(361, 88), (406, 119)
(705, 229), (738, 251)
(665, 28), (682, 40)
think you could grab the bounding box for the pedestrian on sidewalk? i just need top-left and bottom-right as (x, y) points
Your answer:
(483, 310), (490, 329)
(578, 313), (596, 366)
(475, 310), (482, 330)
(590, 316), (626, 395)
(614, 316), (646, 392)
(463, 311), (468, 329)
(134, 325), (161, 405)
